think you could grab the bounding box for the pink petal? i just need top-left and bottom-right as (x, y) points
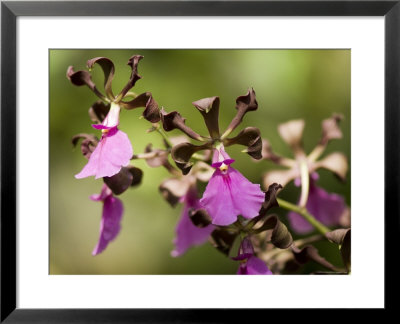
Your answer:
(92, 194), (123, 256)
(171, 188), (214, 257)
(75, 128), (133, 179)
(200, 167), (264, 226)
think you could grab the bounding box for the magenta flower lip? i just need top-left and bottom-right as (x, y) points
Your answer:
(75, 128), (133, 179)
(200, 145), (265, 226)
(90, 184), (123, 256)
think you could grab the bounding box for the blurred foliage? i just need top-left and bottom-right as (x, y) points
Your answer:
(50, 49), (350, 274)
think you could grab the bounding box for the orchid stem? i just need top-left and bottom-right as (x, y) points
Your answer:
(276, 198), (330, 235)
(298, 159), (310, 208)
(156, 126), (174, 148)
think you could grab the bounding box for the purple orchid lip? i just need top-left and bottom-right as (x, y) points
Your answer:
(211, 158), (235, 168)
(200, 166), (265, 226)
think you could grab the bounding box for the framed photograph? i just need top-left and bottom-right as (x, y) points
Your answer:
(1, 0), (397, 321)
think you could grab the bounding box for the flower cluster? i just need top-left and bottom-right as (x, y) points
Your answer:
(67, 54), (351, 275)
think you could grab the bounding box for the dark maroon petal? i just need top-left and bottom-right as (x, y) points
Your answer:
(160, 108), (206, 142)
(325, 228), (350, 245)
(128, 166), (143, 187)
(171, 142), (211, 175)
(189, 208), (212, 228)
(103, 166), (133, 195)
(225, 88), (258, 134)
(102, 166), (142, 194)
(117, 55), (143, 100)
(326, 228), (351, 272)
(71, 133), (99, 159)
(292, 245), (337, 272)
(120, 92), (160, 123)
(88, 100), (110, 124)
(209, 228), (237, 256)
(87, 57), (115, 99)
(320, 113), (343, 145)
(253, 215), (293, 249)
(223, 127), (262, 160)
(66, 66), (106, 101)
(260, 183), (283, 215)
(192, 96), (220, 139)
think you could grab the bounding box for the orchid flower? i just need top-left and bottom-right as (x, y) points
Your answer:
(260, 114), (350, 233)
(67, 55), (160, 179)
(161, 89), (265, 226)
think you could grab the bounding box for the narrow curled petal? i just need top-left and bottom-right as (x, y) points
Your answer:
(87, 57), (115, 99)
(117, 55), (143, 99)
(288, 180), (347, 234)
(90, 186), (123, 256)
(223, 127), (262, 160)
(209, 228), (237, 255)
(237, 256), (273, 275)
(75, 128), (133, 179)
(226, 88), (258, 133)
(161, 108), (205, 141)
(278, 119), (305, 154)
(313, 152), (348, 181)
(120, 92), (160, 123)
(200, 167), (265, 226)
(192, 96), (220, 139)
(171, 187), (214, 257)
(253, 215), (293, 249)
(66, 66), (106, 100)
(171, 142), (211, 175)
(89, 100), (110, 124)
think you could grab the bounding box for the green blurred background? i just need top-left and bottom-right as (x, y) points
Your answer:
(50, 49), (350, 274)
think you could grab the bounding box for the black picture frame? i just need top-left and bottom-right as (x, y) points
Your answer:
(1, 0), (398, 321)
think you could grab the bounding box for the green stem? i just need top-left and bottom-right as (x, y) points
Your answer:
(277, 198), (330, 235)
(156, 126), (173, 148)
